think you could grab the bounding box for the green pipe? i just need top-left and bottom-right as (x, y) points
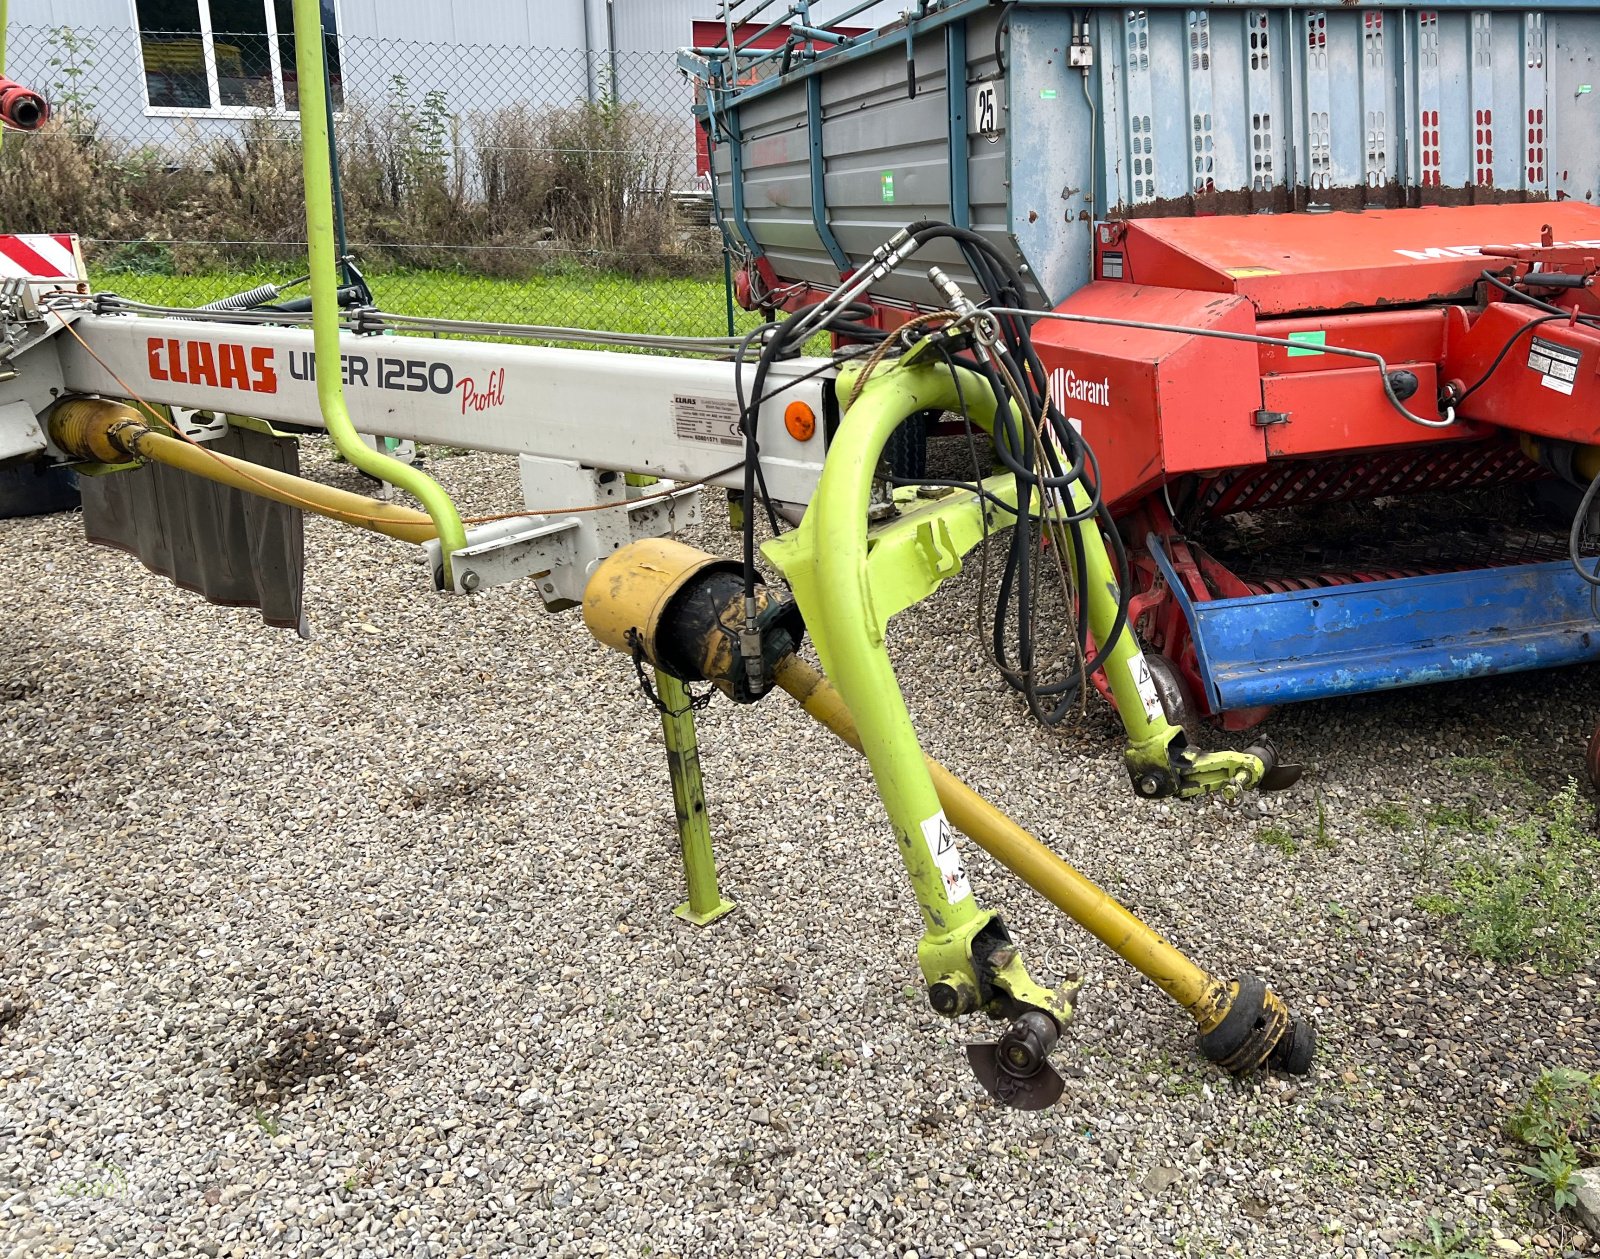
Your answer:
(1, 0), (10, 154)
(766, 359), (994, 989)
(290, 0), (467, 583)
(655, 669), (736, 926)
(764, 353), (1214, 978)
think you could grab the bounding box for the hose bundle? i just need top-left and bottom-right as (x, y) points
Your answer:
(733, 219), (1132, 725)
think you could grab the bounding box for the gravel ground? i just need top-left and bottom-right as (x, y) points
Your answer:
(3, 444), (1599, 1259)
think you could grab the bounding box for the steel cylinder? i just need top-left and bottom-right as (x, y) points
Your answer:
(48, 398), (143, 464)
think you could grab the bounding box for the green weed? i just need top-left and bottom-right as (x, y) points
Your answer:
(1508, 1066), (1600, 1212)
(1426, 800), (1495, 834)
(1417, 782), (1599, 974)
(1366, 801), (1412, 830)
(1256, 824), (1298, 856)
(1313, 791), (1337, 851)
(1399, 1216), (1486, 1259)
(54, 1163), (128, 1201)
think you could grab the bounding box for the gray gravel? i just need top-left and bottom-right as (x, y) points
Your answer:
(3, 444), (1599, 1258)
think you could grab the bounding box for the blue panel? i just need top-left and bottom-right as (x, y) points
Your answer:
(806, 76), (851, 270)
(944, 17), (969, 229)
(1150, 540), (1600, 712)
(722, 100), (766, 258)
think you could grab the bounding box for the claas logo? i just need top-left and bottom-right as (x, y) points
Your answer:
(146, 337), (277, 394)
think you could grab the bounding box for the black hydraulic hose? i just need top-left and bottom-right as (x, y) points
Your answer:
(907, 225), (1128, 722)
(1451, 311), (1571, 407)
(1570, 466), (1600, 589)
(1480, 269), (1600, 327)
(734, 299), (887, 607)
(733, 215), (1137, 730)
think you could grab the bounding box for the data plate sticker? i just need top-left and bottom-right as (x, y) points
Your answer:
(1527, 336), (1580, 396)
(921, 811), (972, 904)
(671, 394), (743, 446)
(1127, 654), (1165, 724)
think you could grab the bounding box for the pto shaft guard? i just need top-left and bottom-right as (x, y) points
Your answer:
(582, 537), (803, 705)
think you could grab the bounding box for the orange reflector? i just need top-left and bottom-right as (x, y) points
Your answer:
(784, 401), (817, 442)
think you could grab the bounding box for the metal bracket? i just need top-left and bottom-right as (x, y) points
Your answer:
(433, 457), (702, 604)
(170, 407), (231, 444)
(1253, 409), (1291, 427)
(0, 400), (46, 463)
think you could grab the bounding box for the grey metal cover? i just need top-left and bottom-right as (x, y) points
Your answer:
(705, 1), (1600, 309)
(79, 428), (307, 634)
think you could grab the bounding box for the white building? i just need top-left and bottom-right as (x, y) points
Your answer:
(5, 1), (905, 145)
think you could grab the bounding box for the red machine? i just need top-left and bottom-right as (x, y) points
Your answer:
(1030, 204), (1600, 728)
(0, 75), (48, 131)
(731, 201), (1600, 749)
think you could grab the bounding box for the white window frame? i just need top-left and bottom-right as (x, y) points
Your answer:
(130, 0), (344, 119)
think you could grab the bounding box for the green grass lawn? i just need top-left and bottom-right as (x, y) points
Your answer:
(87, 266), (752, 342)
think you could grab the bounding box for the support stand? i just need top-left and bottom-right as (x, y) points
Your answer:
(655, 669), (736, 926)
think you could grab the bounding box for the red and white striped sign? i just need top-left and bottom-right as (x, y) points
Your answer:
(0, 233), (85, 281)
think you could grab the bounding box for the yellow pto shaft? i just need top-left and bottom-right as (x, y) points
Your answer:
(48, 398), (439, 545)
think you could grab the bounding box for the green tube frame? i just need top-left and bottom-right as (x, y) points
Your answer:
(764, 355), (1237, 982)
(290, 0), (467, 582)
(1, 0), (10, 154)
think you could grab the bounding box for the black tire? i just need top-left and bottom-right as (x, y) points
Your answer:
(884, 410), (932, 482)
(0, 462), (79, 520)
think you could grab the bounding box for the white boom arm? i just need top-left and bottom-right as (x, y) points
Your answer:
(30, 310), (839, 601)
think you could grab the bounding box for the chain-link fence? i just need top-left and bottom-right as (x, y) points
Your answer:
(1, 23), (739, 338)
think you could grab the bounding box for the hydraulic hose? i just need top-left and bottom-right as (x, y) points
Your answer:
(290, 0), (467, 581)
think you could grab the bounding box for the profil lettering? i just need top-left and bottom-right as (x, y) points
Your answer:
(459, 368), (507, 414)
(147, 337), (277, 394)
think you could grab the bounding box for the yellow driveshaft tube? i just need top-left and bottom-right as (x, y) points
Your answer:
(771, 653), (1234, 1024)
(289, 0), (466, 577)
(49, 398), (438, 545)
(583, 535), (1316, 1077)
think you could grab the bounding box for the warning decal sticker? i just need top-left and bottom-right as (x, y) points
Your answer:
(1127, 654), (1166, 724)
(920, 811), (972, 904)
(1527, 336), (1581, 396)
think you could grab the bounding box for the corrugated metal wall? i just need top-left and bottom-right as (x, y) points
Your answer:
(9, 0), (127, 25)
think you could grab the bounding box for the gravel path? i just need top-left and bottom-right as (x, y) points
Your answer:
(3, 446), (1598, 1259)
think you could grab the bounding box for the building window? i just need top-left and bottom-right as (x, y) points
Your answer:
(133, 0), (342, 115)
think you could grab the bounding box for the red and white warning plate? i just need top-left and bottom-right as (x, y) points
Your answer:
(0, 233), (86, 282)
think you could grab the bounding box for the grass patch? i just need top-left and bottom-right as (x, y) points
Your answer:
(1415, 781), (1599, 974)
(1399, 1217), (1486, 1259)
(1256, 824), (1299, 856)
(1366, 801), (1412, 830)
(1425, 800), (1495, 834)
(89, 266), (747, 343)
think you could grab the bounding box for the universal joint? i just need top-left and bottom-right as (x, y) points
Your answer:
(584, 539), (804, 705)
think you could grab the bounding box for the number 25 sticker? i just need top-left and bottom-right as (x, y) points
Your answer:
(970, 82), (1001, 142)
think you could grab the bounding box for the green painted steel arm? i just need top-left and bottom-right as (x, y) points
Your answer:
(290, 0), (467, 583)
(774, 354), (1267, 803)
(1, 0), (9, 154)
(767, 362), (993, 992)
